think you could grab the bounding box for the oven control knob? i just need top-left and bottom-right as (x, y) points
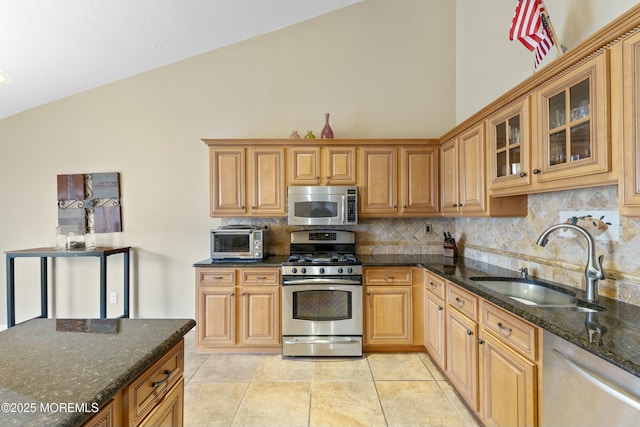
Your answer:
(301, 267), (306, 274)
(319, 267), (325, 274)
(338, 267), (343, 274)
(291, 267), (297, 274)
(347, 267), (353, 273)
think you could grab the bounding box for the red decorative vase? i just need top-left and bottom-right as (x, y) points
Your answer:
(321, 113), (334, 139)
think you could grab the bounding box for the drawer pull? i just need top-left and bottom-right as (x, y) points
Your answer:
(497, 322), (512, 333)
(430, 282), (437, 288)
(384, 276), (394, 280)
(213, 276), (224, 279)
(256, 276), (267, 280)
(152, 370), (172, 388)
(455, 297), (465, 306)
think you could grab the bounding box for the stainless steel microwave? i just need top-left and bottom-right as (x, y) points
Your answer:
(210, 225), (268, 260)
(287, 186), (358, 225)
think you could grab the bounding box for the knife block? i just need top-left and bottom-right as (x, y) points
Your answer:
(443, 239), (458, 258)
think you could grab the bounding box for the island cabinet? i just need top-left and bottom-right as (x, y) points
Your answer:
(363, 267), (424, 351)
(619, 31), (640, 215)
(359, 144), (439, 217)
(195, 267), (281, 352)
(423, 271), (446, 370)
(83, 340), (186, 427)
(441, 124), (527, 217)
(208, 146), (285, 217)
(288, 145), (356, 185)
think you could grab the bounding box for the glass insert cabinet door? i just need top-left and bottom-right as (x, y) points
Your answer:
(547, 78), (591, 166)
(535, 52), (609, 182)
(487, 96), (530, 192)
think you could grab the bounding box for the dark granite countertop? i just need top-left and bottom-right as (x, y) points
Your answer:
(359, 254), (640, 378)
(193, 254), (289, 267)
(193, 253), (640, 378)
(0, 318), (195, 427)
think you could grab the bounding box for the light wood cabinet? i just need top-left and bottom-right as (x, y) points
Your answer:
(289, 146), (356, 185)
(363, 267), (425, 350)
(195, 267), (281, 351)
(359, 144), (439, 217)
(446, 297), (478, 410)
(359, 146), (398, 216)
(440, 123), (486, 215)
(478, 301), (539, 427)
(83, 392), (122, 427)
(424, 271), (446, 370)
(620, 31), (640, 215)
(122, 340), (185, 427)
(487, 97), (532, 195)
(532, 51), (611, 188)
(208, 146), (285, 217)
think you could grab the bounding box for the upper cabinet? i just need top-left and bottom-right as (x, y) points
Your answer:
(289, 146), (356, 185)
(487, 97), (531, 194)
(208, 145), (285, 217)
(358, 142), (439, 217)
(533, 52), (610, 186)
(620, 31), (640, 215)
(441, 124), (486, 215)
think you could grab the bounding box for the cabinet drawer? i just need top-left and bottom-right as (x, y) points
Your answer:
(82, 392), (122, 427)
(425, 271), (446, 299)
(123, 340), (184, 427)
(197, 268), (236, 286)
(241, 269), (280, 286)
(446, 283), (478, 320)
(480, 301), (538, 361)
(365, 268), (413, 285)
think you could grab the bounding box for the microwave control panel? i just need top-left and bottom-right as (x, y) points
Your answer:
(347, 189), (357, 223)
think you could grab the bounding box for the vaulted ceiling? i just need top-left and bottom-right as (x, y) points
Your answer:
(0, 0), (362, 120)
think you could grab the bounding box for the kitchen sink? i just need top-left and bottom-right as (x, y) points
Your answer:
(469, 277), (605, 313)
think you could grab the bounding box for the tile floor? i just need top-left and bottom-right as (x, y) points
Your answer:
(183, 332), (479, 427)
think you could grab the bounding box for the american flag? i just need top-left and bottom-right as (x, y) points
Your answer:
(509, 0), (555, 69)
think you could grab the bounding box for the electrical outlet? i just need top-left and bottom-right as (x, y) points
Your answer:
(425, 224), (432, 234)
(110, 292), (118, 304)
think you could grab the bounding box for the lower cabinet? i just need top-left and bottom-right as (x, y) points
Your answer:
(425, 272), (540, 427)
(445, 283), (479, 411)
(195, 267), (281, 351)
(363, 267), (424, 350)
(83, 340), (185, 427)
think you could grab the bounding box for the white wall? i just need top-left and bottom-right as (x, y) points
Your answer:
(0, 0), (456, 324)
(455, 0), (639, 123)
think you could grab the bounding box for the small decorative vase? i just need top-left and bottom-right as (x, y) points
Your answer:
(289, 130), (301, 139)
(304, 130), (316, 139)
(321, 113), (334, 139)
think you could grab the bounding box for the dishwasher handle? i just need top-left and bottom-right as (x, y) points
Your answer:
(551, 348), (640, 412)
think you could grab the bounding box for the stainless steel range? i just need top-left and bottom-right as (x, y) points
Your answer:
(281, 230), (363, 357)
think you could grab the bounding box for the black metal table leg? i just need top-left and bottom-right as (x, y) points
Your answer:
(99, 254), (107, 318)
(123, 249), (130, 318)
(40, 257), (48, 319)
(6, 256), (15, 328)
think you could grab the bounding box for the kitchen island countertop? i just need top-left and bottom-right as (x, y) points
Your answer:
(0, 318), (195, 427)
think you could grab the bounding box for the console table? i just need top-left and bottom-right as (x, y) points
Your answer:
(5, 246), (131, 328)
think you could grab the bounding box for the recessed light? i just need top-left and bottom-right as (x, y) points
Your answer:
(0, 71), (9, 85)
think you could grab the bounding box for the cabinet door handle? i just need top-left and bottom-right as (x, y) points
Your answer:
(438, 306), (443, 311)
(519, 172), (527, 177)
(152, 370), (172, 388)
(430, 282), (437, 288)
(497, 322), (512, 333)
(455, 297), (465, 306)
(533, 168), (540, 174)
(229, 292), (235, 297)
(478, 338), (485, 345)
(241, 292), (246, 296)
(466, 329), (473, 336)
(452, 203), (458, 207)
(367, 291), (371, 296)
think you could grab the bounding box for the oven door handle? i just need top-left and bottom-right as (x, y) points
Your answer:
(283, 278), (362, 286)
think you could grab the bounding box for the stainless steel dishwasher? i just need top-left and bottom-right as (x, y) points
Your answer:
(543, 330), (640, 427)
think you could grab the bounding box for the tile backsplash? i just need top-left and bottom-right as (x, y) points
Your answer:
(224, 184), (640, 306)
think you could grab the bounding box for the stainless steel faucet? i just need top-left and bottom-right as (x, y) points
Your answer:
(536, 223), (605, 302)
